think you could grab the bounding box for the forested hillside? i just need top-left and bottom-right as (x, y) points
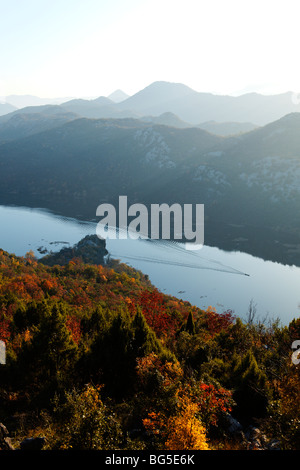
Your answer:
(0, 240), (299, 450)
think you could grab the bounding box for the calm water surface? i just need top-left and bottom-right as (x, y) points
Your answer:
(0, 205), (299, 325)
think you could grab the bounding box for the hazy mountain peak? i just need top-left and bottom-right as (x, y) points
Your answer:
(119, 80), (196, 112)
(145, 80), (195, 91)
(107, 89), (130, 103)
(92, 96), (115, 105)
(136, 81), (196, 98)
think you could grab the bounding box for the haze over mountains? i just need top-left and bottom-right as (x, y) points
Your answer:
(2, 81), (300, 127)
(0, 95), (75, 111)
(0, 102), (17, 116)
(119, 82), (300, 126)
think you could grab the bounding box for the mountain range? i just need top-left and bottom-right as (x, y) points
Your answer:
(2, 81), (300, 126)
(115, 82), (300, 126)
(0, 107), (78, 143)
(0, 105), (300, 266)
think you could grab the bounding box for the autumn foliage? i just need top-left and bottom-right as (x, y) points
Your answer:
(0, 247), (298, 450)
(143, 398), (210, 450)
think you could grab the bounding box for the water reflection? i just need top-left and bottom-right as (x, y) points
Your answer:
(0, 205), (299, 325)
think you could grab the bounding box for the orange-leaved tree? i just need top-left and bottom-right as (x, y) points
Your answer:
(143, 394), (210, 450)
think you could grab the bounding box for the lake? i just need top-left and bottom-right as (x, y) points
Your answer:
(0, 204), (299, 326)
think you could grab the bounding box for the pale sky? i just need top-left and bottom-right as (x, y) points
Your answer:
(1, 0), (300, 99)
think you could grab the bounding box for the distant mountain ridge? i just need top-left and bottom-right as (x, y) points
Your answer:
(2, 81), (300, 126)
(59, 96), (139, 120)
(0, 110), (79, 144)
(1, 111), (300, 265)
(3, 95), (75, 108)
(141, 112), (191, 129)
(0, 104), (74, 122)
(0, 102), (17, 116)
(197, 121), (258, 136)
(119, 82), (300, 125)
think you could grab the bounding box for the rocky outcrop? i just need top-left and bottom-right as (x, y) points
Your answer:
(244, 426), (281, 451)
(40, 234), (108, 266)
(0, 423), (14, 450)
(0, 422), (47, 451)
(224, 414), (281, 450)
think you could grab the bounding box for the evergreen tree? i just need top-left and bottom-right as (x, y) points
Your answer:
(15, 301), (78, 400)
(232, 350), (269, 423)
(131, 308), (163, 358)
(89, 310), (135, 398)
(89, 309), (168, 398)
(185, 311), (196, 335)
